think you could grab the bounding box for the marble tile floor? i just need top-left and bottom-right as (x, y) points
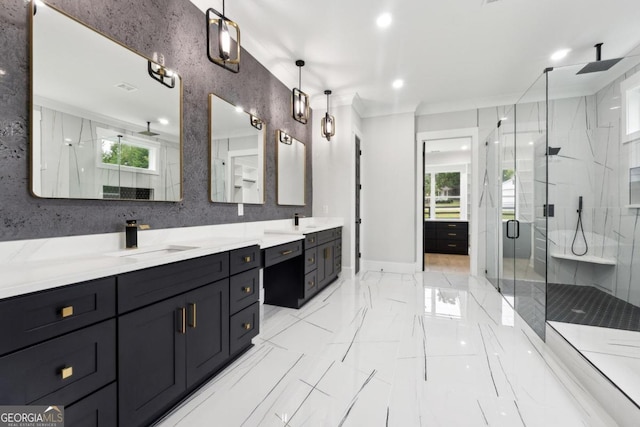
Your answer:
(549, 321), (640, 407)
(156, 271), (616, 427)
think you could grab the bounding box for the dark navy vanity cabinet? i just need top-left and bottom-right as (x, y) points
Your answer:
(0, 244), (260, 427)
(263, 227), (342, 308)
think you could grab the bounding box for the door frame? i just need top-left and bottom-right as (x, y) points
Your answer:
(415, 127), (480, 275)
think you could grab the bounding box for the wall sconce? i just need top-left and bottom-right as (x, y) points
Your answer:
(206, 0), (240, 73)
(321, 90), (335, 141)
(279, 130), (292, 145)
(250, 115), (263, 130)
(292, 60), (310, 124)
(147, 53), (176, 88)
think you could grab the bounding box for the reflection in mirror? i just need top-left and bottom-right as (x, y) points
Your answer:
(277, 130), (305, 206)
(209, 95), (265, 203)
(31, 2), (182, 201)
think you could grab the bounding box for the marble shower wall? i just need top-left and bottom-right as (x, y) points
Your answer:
(0, 0), (312, 242)
(547, 63), (640, 307)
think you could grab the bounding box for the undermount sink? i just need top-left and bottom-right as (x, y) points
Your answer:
(108, 245), (198, 260)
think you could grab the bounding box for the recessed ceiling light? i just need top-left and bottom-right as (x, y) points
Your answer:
(610, 106), (621, 110)
(500, 116), (508, 121)
(64, 138), (72, 142)
(235, 106), (243, 113)
(528, 141), (534, 145)
(461, 145), (469, 151)
(494, 140), (500, 144)
(392, 79), (404, 89)
(551, 49), (571, 61)
(376, 13), (392, 28)
(158, 118), (169, 125)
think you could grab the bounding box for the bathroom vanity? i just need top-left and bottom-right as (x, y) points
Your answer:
(263, 227), (342, 308)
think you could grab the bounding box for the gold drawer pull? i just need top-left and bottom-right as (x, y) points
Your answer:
(179, 308), (186, 334)
(61, 366), (73, 380)
(281, 250), (293, 255)
(242, 323), (252, 330)
(308, 257), (315, 263)
(189, 303), (197, 328)
(61, 306), (74, 318)
(244, 256), (252, 263)
(242, 287), (252, 294)
(448, 233), (456, 236)
(448, 244), (457, 247)
(308, 280), (315, 288)
(447, 224), (457, 227)
(310, 238), (315, 243)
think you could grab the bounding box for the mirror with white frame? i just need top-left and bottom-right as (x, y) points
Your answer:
(276, 130), (306, 206)
(209, 95), (265, 204)
(31, 2), (182, 201)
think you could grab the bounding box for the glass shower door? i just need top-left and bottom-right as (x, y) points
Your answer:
(484, 129), (501, 291)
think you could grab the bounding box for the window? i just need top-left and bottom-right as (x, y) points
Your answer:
(96, 128), (159, 174)
(621, 70), (640, 144)
(501, 169), (515, 220)
(424, 164), (468, 220)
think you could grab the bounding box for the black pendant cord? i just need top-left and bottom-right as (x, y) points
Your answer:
(571, 209), (588, 256)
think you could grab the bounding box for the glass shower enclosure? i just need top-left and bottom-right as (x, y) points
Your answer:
(485, 49), (640, 408)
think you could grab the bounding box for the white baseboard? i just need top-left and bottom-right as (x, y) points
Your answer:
(360, 259), (417, 274)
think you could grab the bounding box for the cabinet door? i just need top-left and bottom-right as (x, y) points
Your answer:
(317, 242), (336, 289)
(118, 297), (186, 427)
(185, 280), (230, 388)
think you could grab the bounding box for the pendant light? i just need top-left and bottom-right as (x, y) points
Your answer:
(292, 60), (310, 124)
(321, 90), (335, 140)
(206, 0), (240, 73)
(147, 53), (176, 88)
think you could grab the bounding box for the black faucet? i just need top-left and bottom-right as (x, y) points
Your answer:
(125, 220), (150, 249)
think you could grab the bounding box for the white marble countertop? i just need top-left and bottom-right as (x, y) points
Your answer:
(0, 233), (306, 300)
(264, 219), (344, 235)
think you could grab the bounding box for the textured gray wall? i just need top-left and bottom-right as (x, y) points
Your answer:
(0, 0), (313, 242)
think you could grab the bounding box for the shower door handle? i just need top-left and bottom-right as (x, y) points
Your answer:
(506, 220), (520, 239)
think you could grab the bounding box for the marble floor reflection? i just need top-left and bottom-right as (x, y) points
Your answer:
(156, 271), (614, 427)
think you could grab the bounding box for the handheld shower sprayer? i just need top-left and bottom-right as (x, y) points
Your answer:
(571, 196), (588, 256)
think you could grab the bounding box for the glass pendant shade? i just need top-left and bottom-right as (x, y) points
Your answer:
(206, 1), (240, 73)
(321, 90), (335, 140)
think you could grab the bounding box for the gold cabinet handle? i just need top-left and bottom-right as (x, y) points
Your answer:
(244, 256), (252, 263)
(448, 244), (457, 247)
(242, 323), (252, 330)
(242, 286), (252, 294)
(188, 303), (197, 328)
(60, 306), (74, 318)
(447, 224), (456, 228)
(448, 233), (456, 236)
(178, 308), (186, 334)
(308, 280), (315, 288)
(308, 257), (315, 263)
(61, 366), (73, 380)
(324, 247), (331, 259)
(310, 238), (315, 243)
(281, 250), (293, 255)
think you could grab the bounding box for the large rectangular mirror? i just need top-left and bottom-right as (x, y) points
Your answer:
(209, 95), (265, 204)
(276, 130), (306, 206)
(31, 2), (182, 201)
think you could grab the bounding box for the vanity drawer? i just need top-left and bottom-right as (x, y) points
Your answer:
(440, 222), (468, 231)
(334, 241), (342, 259)
(263, 240), (303, 268)
(305, 233), (318, 248)
(229, 245), (260, 275)
(317, 229), (337, 245)
(66, 382), (117, 427)
(118, 252), (229, 313)
(229, 268), (259, 314)
(303, 270), (318, 300)
(0, 319), (116, 406)
(436, 229), (467, 240)
(229, 302), (259, 355)
(304, 247), (318, 274)
(0, 277), (115, 356)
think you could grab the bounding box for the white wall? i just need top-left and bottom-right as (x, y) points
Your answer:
(312, 103), (360, 274)
(360, 112), (416, 271)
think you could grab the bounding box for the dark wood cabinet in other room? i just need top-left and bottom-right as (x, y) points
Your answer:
(424, 221), (468, 255)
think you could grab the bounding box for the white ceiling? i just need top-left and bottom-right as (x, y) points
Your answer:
(191, 0), (640, 117)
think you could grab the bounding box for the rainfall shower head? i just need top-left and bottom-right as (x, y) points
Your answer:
(577, 43), (622, 75)
(547, 147), (561, 156)
(138, 121), (159, 137)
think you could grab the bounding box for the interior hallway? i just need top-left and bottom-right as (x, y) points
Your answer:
(157, 271), (614, 426)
